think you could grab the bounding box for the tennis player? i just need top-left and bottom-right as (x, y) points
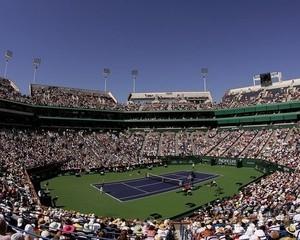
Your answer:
(100, 182), (104, 194)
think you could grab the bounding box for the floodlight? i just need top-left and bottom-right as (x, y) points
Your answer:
(131, 69), (138, 93)
(201, 68), (208, 91)
(103, 68), (111, 92)
(3, 50), (13, 78)
(5, 50), (13, 60)
(131, 69), (138, 77)
(33, 58), (41, 68)
(201, 68), (208, 75)
(103, 68), (111, 76)
(33, 57), (42, 83)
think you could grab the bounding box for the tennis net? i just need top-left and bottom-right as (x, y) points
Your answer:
(146, 173), (183, 186)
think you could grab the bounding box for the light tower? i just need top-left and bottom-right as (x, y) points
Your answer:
(33, 58), (41, 83)
(103, 68), (111, 92)
(4, 50), (13, 78)
(131, 69), (138, 93)
(201, 68), (208, 91)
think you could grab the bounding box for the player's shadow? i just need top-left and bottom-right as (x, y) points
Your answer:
(215, 192), (224, 197)
(149, 213), (162, 219)
(215, 187), (224, 197)
(185, 203), (196, 208)
(192, 185), (201, 190)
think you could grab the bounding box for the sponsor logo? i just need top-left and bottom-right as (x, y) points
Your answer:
(217, 158), (237, 166)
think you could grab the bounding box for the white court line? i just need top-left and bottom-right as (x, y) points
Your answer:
(163, 174), (187, 180)
(170, 171), (218, 177)
(121, 182), (148, 193)
(92, 181), (166, 202)
(129, 180), (172, 188)
(120, 184), (177, 201)
(194, 175), (217, 183)
(121, 175), (219, 202)
(90, 184), (123, 203)
(92, 180), (169, 202)
(123, 179), (182, 195)
(92, 171), (220, 202)
(182, 170), (219, 176)
(119, 177), (184, 201)
(117, 177), (149, 184)
(163, 172), (218, 182)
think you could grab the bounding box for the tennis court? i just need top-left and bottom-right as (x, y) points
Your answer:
(92, 171), (217, 201)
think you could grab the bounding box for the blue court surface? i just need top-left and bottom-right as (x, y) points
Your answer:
(92, 171), (218, 202)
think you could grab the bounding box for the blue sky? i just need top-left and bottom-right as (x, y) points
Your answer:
(1, 0), (300, 102)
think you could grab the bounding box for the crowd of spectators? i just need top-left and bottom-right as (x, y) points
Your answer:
(208, 130), (244, 157)
(257, 128), (300, 170)
(119, 85), (300, 111)
(0, 129), (156, 171)
(1, 127), (297, 171)
(1, 76), (300, 239)
(221, 90), (263, 108)
(193, 130), (230, 156)
(221, 86), (300, 109)
(30, 85), (117, 110)
(177, 132), (193, 156)
(139, 102), (170, 111)
(199, 127), (300, 169)
(0, 161), (174, 240)
(143, 128), (300, 169)
(0, 129), (75, 169)
(159, 132), (177, 156)
(183, 171), (300, 240)
(223, 130), (258, 158)
(289, 86), (300, 101)
(1, 126), (300, 240)
(260, 88), (289, 104)
(239, 130), (273, 159)
(0, 78), (30, 103)
(142, 132), (161, 157)
(2, 78), (299, 112)
(0, 128), (175, 240)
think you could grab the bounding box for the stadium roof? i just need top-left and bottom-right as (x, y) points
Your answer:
(128, 91), (213, 103)
(227, 78), (300, 95)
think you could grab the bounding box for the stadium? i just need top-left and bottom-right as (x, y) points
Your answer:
(1, 1), (300, 240)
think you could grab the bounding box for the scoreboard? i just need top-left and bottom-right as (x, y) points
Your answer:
(260, 73), (272, 87)
(253, 72), (282, 87)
